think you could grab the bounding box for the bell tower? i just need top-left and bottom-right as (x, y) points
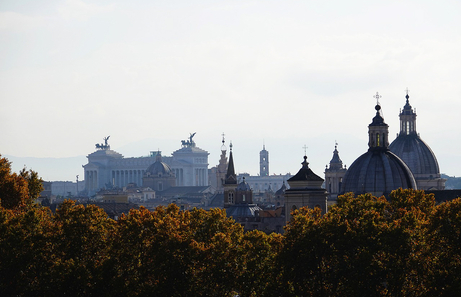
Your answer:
(259, 144), (269, 177)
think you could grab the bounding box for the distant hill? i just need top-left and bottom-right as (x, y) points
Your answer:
(442, 174), (461, 190)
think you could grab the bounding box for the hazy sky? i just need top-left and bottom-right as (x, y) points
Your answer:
(1, 0), (461, 181)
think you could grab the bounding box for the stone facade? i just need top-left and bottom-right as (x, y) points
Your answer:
(83, 135), (209, 195)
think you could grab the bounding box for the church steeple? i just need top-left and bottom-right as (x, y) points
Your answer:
(328, 142), (343, 170)
(215, 133), (228, 193)
(225, 142), (237, 184)
(399, 89), (417, 136)
(325, 142), (347, 201)
(224, 142), (237, 208)
(368, 92), (389, 151)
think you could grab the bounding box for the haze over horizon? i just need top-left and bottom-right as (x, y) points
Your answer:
(2, 0), (460, 181)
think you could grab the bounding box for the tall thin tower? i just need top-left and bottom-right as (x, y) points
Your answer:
(259, 144), (269, 177)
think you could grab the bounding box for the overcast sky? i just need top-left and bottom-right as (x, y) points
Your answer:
(1, 0), (461, 181)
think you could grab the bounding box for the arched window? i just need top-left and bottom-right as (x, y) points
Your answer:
(228, 192), (234, 204)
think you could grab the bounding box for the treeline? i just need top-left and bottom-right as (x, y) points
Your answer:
(1, 155), (461, 296)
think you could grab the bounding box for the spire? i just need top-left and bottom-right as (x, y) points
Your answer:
(225, 142), (237, 184)
(327, 142), (343, 170)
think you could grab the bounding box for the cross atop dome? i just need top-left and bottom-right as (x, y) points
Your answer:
(374, 91), (382, 105)
(221, 132), (227, 151)
(405, 87), (410, 101)
(303, 144), (308, 156)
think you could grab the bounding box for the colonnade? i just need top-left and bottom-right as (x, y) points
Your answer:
(173, 168), (184, 186)
(85, 170), (98, 191)
(195, 168), (207, 186)
(111, 169), (145, 188)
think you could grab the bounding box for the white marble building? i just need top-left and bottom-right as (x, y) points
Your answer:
(83, 135), (209, 194)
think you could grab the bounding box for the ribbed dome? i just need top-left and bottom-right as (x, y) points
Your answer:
(389, 134), (440, 177)
(342, 150), (417, 196)
(146, 154), (173, 176)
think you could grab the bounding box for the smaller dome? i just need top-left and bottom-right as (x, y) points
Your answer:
(146, 154), (173, 176)
(236, 177), (251, 191)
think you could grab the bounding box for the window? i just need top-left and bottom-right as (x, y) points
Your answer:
(228, 192), (234, 204)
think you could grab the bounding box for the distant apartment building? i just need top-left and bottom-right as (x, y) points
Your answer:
(51, 180), (85, 197)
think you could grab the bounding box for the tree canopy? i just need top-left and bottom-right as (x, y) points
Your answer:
(0, 156), (460, 296)
(0, 154), (42, 210)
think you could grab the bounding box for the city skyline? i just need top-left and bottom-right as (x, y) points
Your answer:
(2, 0), (460, 181)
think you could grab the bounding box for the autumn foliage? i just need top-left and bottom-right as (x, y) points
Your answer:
(1, 155), (460, 296)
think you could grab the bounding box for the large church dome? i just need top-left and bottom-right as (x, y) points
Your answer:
(342, 96), (417, 197)
(342, 149), (417, 196)
(389, 93), (444, 190)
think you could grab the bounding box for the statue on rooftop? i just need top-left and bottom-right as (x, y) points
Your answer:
(181, 132), (197, 148)
(95, 136), (111, 150)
